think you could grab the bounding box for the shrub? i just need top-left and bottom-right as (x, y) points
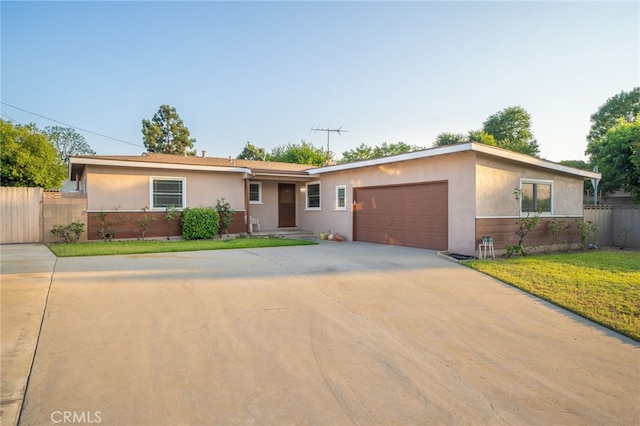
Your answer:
(51, 221), (85, 243)
(575, 219), (599, 249)
(181, 207), (219, 240)
(134, 206), (156, 241)
(216, 198), (235, 236)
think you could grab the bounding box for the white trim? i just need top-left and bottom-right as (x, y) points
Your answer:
(519, 178), (553, 216)
(335, 185), (347, 211)
(150, 176), (186, 210)
(308, 142), (601, 179)
(476, 215), (582, 219)
(305, 181), (321, 210)
(87, 209), (248, 213)
(72, 157), (250, 174)
(249, 181), (263, 204)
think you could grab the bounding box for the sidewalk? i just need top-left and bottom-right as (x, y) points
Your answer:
(1, 244), (57, 426)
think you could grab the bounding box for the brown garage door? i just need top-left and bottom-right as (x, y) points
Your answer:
(353, 181), (448, 250)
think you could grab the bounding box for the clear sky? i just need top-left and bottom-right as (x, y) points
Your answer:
(2, 1), (638, 163)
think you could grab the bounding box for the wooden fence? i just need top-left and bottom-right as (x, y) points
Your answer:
(0, 187), (43, 244)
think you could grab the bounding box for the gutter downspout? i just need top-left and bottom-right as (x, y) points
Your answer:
(244, 176), (251, 235)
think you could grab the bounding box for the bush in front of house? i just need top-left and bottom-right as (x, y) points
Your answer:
(181, 207), (219, 240)
(51, 221), (85, 243)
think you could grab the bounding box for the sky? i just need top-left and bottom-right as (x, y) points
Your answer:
(2, 1), (639, 163)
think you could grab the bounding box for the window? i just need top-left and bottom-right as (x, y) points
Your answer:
(151, 177), (185, 209)
(306, 182), (321, 209)
(335, 185), (347, 210)
(249, 182), (262, 204)
(520, 180), (552, 214)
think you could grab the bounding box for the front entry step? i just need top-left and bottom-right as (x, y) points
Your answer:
(251, 228), (315, 239)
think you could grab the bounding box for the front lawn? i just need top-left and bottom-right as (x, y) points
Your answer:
(48, 238), (317, 257)
(465, 251), (640, 341)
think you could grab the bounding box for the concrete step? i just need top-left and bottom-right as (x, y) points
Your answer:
(251, 228), (316, 240)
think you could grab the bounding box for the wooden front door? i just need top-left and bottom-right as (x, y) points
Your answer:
(278, 183), (296, 227)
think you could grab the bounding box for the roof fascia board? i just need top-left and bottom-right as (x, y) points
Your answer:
(470, 143), (601, 179)
(308, 142), (601, 180)
(71, 157), (251, 174)
(308, 143), (474, 174)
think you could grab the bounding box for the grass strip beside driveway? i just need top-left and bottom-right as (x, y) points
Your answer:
(48, 238), (317, 257)
(465, 251), (640, 341)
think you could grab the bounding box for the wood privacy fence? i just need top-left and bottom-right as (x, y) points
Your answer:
(0, 187), (43, 244)
(583, 204), (640, 248)
(1, 187), (87, 244)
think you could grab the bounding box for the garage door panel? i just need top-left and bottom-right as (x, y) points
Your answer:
(354, 182), (448, 250)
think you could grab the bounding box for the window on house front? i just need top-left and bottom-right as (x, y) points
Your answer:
(151, 177), (185, 209)
(249, 182), (262, 204)
(306, 182), (321, 209)
(335, 185), (347, 210)
(520, 180), (552, 214)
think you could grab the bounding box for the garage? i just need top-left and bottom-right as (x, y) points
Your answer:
(353, 181), (448, 250)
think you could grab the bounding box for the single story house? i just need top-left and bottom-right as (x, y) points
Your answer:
(69, 142), (600, 255)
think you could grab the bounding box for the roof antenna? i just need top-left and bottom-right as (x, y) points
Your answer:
(311, 126), (348, 164)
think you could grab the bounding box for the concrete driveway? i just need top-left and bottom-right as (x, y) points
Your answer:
(2, 242), (639, 425)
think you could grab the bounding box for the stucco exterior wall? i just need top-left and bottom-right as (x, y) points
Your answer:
(85, 165), (246, 212)
(247, 180), (306, 230)
(300, 152), (477, 253)
(475, 154), (585, 218)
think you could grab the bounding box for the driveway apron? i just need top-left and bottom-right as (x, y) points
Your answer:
(8, 243), (640, 425)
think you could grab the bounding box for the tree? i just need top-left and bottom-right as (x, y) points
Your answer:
(45, 126), (96, 165)
(586, 116), (640, 201)
(340, 142), (422, 163)
(433, 132), (467, 147)
(482, 106), (540, 156)
(237, 142), (266, 161)
(142, 105), (196, 155)
(467, 130), (497, 146)
(267, 140), (326, 166)
(1, 119), (67, 188)
(587, 87), (640, 146)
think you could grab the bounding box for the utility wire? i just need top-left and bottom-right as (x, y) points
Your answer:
(1, 101), (145, 148)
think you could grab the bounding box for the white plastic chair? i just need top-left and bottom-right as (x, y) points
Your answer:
(249, 216), (260, 233)
(477, 236), (495, 259)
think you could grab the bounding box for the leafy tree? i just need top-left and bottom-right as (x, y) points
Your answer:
(586, 116), (640, 201)
(142, 105), (196, 155)
(433, 132), (467, 147)
(0, 119), (67, 188)
(482, 106), (540, 156)
(267, 140), (327, 166)
(467, 130), (497, 146)
(237, 142), (266, 161)
(587, 87), (640, 145)
(340, 143), (374, 163)
(341, 142), (422, 163)
(45, 126), (96, 165)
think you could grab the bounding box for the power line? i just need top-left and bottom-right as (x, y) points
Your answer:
(1, 101), (145, 148)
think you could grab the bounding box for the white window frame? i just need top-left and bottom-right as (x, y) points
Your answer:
(150, 177), (186, 210)
(305, 182), (321, 210)
(519, 178), (553, 216)
(335, 185), (347, 211)
(249, 181), (262, 204)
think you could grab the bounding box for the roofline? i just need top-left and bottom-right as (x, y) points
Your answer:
(70, 157), (251, 174)
(309, 142), (601, 179)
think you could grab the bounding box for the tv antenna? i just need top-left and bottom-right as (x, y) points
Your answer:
(311, 126), (348, 153)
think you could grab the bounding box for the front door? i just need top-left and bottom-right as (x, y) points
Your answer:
(278, 183), (296, 227)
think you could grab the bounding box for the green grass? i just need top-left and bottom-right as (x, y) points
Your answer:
(465, 251), (640, 341)
(47, 238), (317, 257)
